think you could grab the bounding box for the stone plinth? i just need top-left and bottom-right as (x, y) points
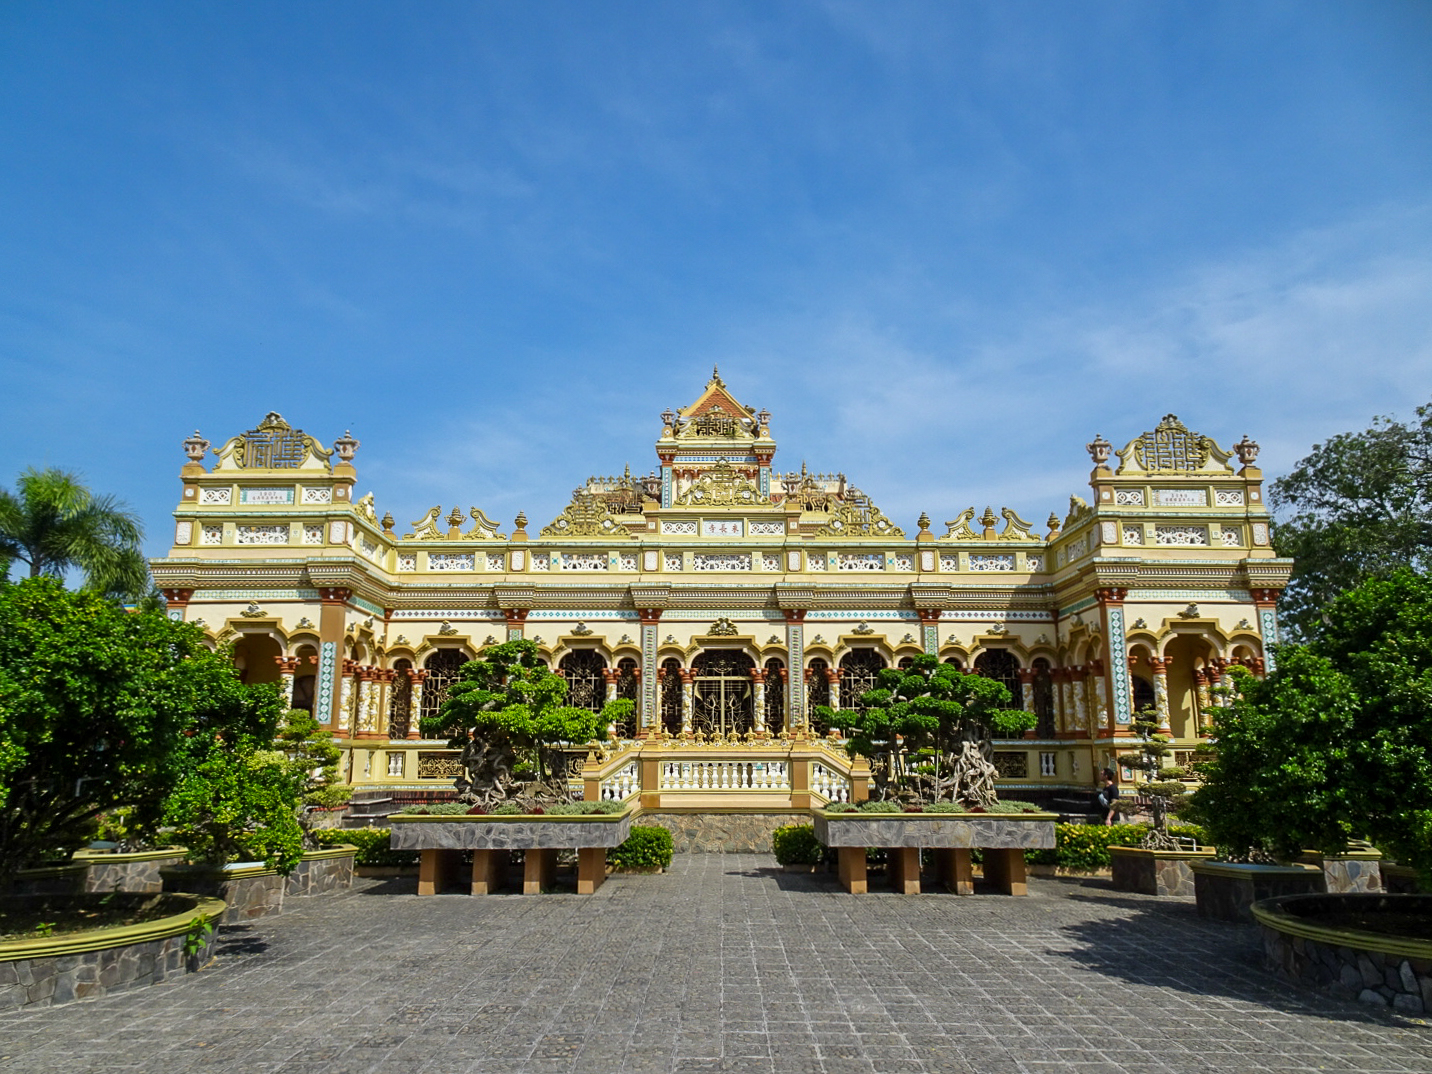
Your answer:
(643, 810), (804, 853)
(1192, 861), (1324, 923)
(1110, 846), (1214, 897)
(1297, 851), (1384, 894)
(74, 848), (188, 895)
(0, 893), (226, 1011)
(161, 863), (286, 923)
(390, 812), (635, 896)
(813, 811), (1056, 896)
(285, 846), (356, 897)
(1254, 894), (1432, 1014)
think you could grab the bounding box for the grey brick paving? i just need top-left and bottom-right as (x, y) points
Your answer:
(1, 854), (1428, 1074)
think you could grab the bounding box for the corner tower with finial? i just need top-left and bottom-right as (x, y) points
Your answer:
(656, 367), (776, 507)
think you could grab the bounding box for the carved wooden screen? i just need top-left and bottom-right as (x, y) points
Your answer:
(660, 658), (684, 735)
(420, 649), (468, 731)
(839, 648), (887, 713)
(615, 658), (639, 737)
(559, 650), (607, 713)
(974, 648), (1022, 707)
(763, 658), (785, 734)
(691, 650), (755, 736)
(806, 658), (831, 734)
(1032, 658), (1056, 739)
(388, 658), (413, 740)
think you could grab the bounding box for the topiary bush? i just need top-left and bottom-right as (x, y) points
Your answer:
(397, 802), (469, 815)
(310, 828), (418, 867)
(771, 824), (824, 866)
(857, 800), (903, 813)
(608, 825), (673, 870)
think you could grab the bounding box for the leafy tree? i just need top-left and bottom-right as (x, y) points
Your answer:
(1271, 403), (1432, 639)
(421, 639), (621, 804)
(0, 576), (283, 877)
(817, 654), (1035, 806)
(276, 708), (352, 840)
(1188, 569), (1432, 882)
(0, 467), (148, 600)
(162, 745), (306, 872)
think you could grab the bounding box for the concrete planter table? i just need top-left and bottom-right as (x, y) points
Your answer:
(1110, 846), (1215, 897)
(390, 810), (636, 895)
(811, 811), (1057, 895)
(1191, 860), (1325, 922)
(1253, 893), (1432, 1013)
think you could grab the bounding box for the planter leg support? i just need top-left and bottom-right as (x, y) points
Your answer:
(418, 849), (461, 896)
(935, 848), (974, 895)
(983, 848), (1027, 895)
(524, 848), (557, 894)
(888, 847), (921, 894)
(577, 848), (606, 895)
(837, 847), (868, 894)
(470, 849), (508, 895)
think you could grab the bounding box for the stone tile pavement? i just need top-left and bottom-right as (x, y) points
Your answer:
(1, 853), (1428, 1074)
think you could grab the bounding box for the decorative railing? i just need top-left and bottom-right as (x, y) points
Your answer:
(660, 759), (791, 792)
(599, 760), (639, 801)
(810, 761), (852, 802)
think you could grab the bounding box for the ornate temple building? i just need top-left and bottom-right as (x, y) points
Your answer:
(151, 371), (1291, 804)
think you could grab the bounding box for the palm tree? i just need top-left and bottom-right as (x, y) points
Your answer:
(0, 467), (148, 598)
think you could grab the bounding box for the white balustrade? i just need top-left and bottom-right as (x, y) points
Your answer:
(660, 759), (790, 792)
(600, 760), (639, 800)
(810, 762), (851, 803)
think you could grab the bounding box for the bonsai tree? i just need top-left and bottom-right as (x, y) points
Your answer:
(816, 654), (1035, 807)
(0, 576), (284, 878)
(420, 639), (623, 805)
(1187, 568), (1432, 882)
(1123, 706), (1189, 849)
(276, 708), (352, 841)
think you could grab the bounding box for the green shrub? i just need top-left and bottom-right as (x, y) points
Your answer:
(397, 802), (469, 815)
(491, 802), (523, 815)
(772, 824), (824, 865)
(989, 799), (1042, 813)
(1023, 823), (1148, 869)
(857, 800), (902, 813)
(924, 801), (962, 813)
(825, 802), (857, 813)
(547, 800), (627, 815)
(311, 828), (418, 867)
(608, 825), (673, 870)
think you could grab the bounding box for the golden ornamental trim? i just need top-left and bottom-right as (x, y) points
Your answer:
(217, 412), (333, 471)
(705, 617), (740, 636)
(938, 508), (979, 541)
(673, 458), (770, 508)
(541, 492), (635, 538)
(1117, 414), (1233, 474)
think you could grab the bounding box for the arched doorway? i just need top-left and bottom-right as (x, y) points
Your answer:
(1032, 658), (1056, 738)
(691, 650), (755, 736)
(839, 648), (887, 712)
(388, 658), (413, 739)
(614, 657), (639, 738)
(806, 657), (832, 734)
(558, 650), (607, 713)
(659, 657), (684, 735)
(232, 633), (282, 686)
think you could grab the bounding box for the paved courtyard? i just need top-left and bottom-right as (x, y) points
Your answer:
(1, 853), (1428, 1074)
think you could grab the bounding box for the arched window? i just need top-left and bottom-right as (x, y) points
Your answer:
(614, 658), (639, 737)
(839, 648), (887, 713)
(806, 658), (831, 733)
(897, 656), (916, 670)
(558, 650), (607, 713)
(660, 658), (684, 735)
(942, 657), (964, 670)
(388, 658), (413, 739)
(691, 650), (756, 736)
(1032, 658), (1056, 739)
(1132, 675), (1156, 715)
(420, 649), (468, 730)
(974, 649), (1022, 706)
(763, 658), (785, 734)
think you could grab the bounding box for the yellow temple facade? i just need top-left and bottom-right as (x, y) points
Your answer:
(151, 371), (1291, 803)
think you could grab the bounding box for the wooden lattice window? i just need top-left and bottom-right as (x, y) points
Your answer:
(615, 658), (639, 737)
(388, 658), (413, 740)
(420, 649), (468, 731)
(660, 658), (684, 735)
(993, 751), (1029, 779)
(1032, 658), (1056, 739)
(806, 658), (831, 734)
(839, 648), (887, 713)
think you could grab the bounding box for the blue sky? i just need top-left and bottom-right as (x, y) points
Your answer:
(2, 1), (1430, 554)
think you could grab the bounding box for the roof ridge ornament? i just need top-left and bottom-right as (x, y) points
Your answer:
(541, 491), (636, 538)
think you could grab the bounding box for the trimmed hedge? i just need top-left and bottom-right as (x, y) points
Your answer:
(608, 825), (673, 871)
(1025, 823), (1206, 870)
(772, 824), (824, 866)
(311, 828), (418, 867)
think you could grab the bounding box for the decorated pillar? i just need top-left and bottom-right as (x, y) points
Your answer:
(338, 657), (358, 734)
(1148, 657), (1172, 732)
(316, 587), (350, 727)
(503, 608), (528, 642)
(275, 656), (300, 707)
(161, 588), (194, 623)
(1194, 668), (1213, 731)
(751, 669), (767, 735)
(1089, 659), (1110, 735)
(1017, 669), (1036, 713)
(917, 609), (941, 657)
(1095, 587), (1132, 729)
(407, 669), (426, 740)
(1052, 667), (1070, 734)
(783, 609), (806, 730)
(679, 669), (695, 734)
(1071, 666), (1089, 734)
(825, 667), (840, 712)
(638, 608), (662, 734)
(376, 668), (396, 737)
(603, 668), (619, 704)
(1251, 588), (1281, 673)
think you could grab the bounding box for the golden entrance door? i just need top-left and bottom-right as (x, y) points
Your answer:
(692, 653), (754, 736)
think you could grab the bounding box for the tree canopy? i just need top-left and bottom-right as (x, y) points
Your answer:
(819, 654), (1034, 805)
(422, 639), (624, 803)
(0, 576), (285, 876)
(1271, 402), (1432, 640)
(0, 467), (149, 601)
(1188, 568), (1432, 881)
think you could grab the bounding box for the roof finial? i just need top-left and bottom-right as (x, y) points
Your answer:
(711, 364), (724, 386)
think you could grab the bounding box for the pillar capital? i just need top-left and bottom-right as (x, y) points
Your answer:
(1148, 657), (1170, 674)
(916, 609), (942, 622)
(274, 656), (300, 675)
(502, 608), (529, 625)
(162, 588), (194, 606)
(782, 608), (807, 623)
(637, 607), (663, 624)
(1095, 587), (1128, 605)
(1250, 588), (1280, 606)
(1017, 668), (1036, 685)
(318, 587), (351, 605)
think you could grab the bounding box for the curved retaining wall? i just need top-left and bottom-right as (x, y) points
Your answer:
(1254, 893), (1432, 1014)
(0, 894), (226, 1011)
